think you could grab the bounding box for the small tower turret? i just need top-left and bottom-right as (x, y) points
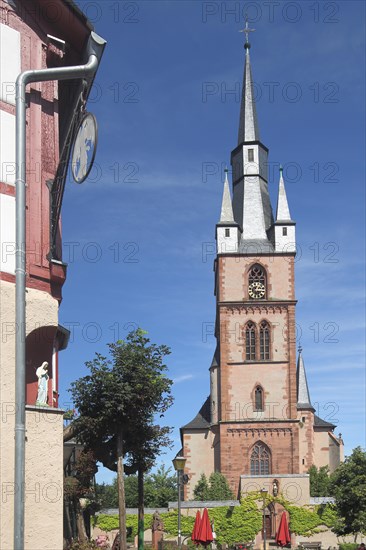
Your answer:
(274, 166), (296, 252)
(216, 169), (240, 254)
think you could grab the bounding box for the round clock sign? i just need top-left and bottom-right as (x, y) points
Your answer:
(71, 112), (98, 184)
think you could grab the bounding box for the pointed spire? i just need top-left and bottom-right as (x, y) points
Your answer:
(296, 346), (314, 410)
(238, 37), (260, 144)
(219, 169), (234, 223)
(276, 166), (292, 221)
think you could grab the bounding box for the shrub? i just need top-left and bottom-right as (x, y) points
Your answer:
(338, 545), (359, 550)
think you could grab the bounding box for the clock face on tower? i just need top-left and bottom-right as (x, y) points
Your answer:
(248, 281), (266, 299)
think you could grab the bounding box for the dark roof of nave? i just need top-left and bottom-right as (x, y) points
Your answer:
(314, 414), (336, 429)
(181, 397), (211, 430)
(181, 402), (335, 431)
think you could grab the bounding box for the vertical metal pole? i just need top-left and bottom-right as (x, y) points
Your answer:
(13, 32), (105, 550)
(263, 497), (266, 550)
(177, 469), (182, 549)
(14, 69), (27, 550)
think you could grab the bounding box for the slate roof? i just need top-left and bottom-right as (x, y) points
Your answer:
(296, 350), (315, 411)
(314, 414), (336, 430)
(210, 346), (220, 368)
(219, 171), (235, 224)
(181, 396), (211, 430)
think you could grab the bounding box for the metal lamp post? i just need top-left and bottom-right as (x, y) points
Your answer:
(172, 455), (187, 549)
(261, 488), (268, 550)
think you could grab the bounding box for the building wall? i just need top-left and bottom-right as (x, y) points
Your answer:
(313, 430), (342, 473)
(0, 7), (62, 294)
(219, 422), (300, 497)
(24, 408), (64, 550)
(240, 474), (310, 506)
(0, 280), (63, 550)
(183, 427), (219, 500)
(297, 411), (315, 472)
(217, 255), (295, 303)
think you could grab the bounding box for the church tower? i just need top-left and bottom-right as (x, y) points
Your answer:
(181, 25), (343, 503)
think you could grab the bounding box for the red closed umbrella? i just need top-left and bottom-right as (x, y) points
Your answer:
(192, 510), (202, 545)
(198, 508), (214, 546)
(275, 511), (291, 547)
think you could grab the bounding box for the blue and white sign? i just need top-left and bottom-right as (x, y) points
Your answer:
(71, 112), (98, 184)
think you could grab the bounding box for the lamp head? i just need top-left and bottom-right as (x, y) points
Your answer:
(172, 455), (186, 471)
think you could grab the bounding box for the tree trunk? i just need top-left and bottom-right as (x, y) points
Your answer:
(138, 467), (144, 550)
(63, 498), (73, 547)
(117, 428), (127, 550)
(75, 497), (87, 542)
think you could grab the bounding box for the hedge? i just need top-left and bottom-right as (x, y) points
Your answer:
(93, 492), (338, 542)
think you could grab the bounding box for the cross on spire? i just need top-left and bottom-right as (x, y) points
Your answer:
(239, 16), (256, 46)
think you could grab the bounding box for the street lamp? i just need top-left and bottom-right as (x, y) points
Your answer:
(172, 455), (187, 549)
(261, 488), (268, 550)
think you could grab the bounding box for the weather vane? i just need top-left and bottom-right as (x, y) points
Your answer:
(239, 16), (256, 45)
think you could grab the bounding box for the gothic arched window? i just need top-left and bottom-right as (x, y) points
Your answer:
(250, 442), (271, 475)
(260, 321), (270, 360)
(254, 386), (264, 411)
(245, 322), (256, 361)
(248, 264), (266, 300)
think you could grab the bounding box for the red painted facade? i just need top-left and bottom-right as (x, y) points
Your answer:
(0, 0), (93, 407)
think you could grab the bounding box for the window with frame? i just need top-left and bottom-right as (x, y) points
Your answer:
(248, 148), (254, 162)
(248, 264), (266, 300)
(250, 442), (271, 475)
(245, 322), (256, 361)
(254, 386), (264, 411)
(259, 321), (270, 360)
(282, 227), (287, 236)
(225, 228), (230, 237)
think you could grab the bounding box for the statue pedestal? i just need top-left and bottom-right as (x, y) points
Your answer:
(152, 511), (164, 550)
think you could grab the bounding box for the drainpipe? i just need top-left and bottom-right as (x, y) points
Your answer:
(14, 31), (106, 550)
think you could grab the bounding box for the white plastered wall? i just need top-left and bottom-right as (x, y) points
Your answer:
(0, 110), (16, 185)
(0, 280), (63, 550)
(0, 23), (21, 105)
(0, 192), (16, 273)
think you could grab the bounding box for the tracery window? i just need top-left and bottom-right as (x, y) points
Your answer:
(248, 264), (266, 300)
(245, 322), (256, 361)
(260, 321), (270, 360)
(250, 442), (271, 475)
(254, 386), (264, 411)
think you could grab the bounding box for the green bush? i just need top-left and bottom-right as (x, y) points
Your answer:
(338, 544), (359, 550)
(93, 493), (339, 543)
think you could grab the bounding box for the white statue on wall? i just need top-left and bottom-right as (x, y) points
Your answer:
(36, 362), (49, 406)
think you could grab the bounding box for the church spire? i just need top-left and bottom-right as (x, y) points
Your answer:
(231, 22), (274, 246)
(276, 166), (292, 221)
(238, 20), (260, 145)
(296, 347), (314, 411)
(219, 168), (234, 223)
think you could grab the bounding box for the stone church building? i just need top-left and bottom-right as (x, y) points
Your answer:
(181, 33), (343, 506)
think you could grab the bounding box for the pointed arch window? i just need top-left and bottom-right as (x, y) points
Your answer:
(248, 264), (266, 300)
(260, 321), (270, 360)
(245, 322), (256, 361)
(254, 386), (264, 411)
(250, 442), (271, 475)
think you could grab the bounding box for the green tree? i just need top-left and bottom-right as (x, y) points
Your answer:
(193, 472), (234, 501)
(96, 466), (177, 509)
(145, 465), (177, 507)
(207, 472), (234, 500)
(308, 465), (331, 497)
(329, 447), (366, 539)
(193, 473), (210, 500)
(64, 450), (98, 543)
(96, 478), (119, 509)
(69, 329), (173, 550)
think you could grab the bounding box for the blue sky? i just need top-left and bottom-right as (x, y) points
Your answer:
(59, 1), (365, 483)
